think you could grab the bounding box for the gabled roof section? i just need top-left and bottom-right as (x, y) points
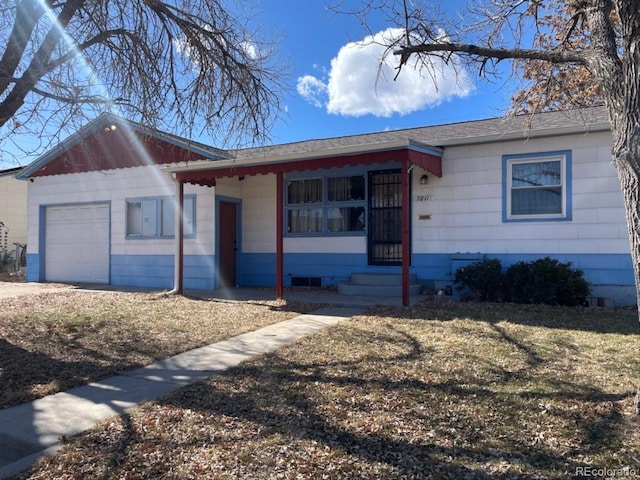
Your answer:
(17, 113), (228, 179)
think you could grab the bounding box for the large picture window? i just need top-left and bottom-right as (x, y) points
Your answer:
(503, 151), (571, 222)
(286, 175), (366, 235)
(126, 195), (195, 238)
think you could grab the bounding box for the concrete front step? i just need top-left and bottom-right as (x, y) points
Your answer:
(337, 272), (423, 297)
(337, 282), (423, 297)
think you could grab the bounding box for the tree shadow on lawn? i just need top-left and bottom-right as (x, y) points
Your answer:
(0, 293), (328, 410)
(78, 326), (635, 479)
(163, 371), (628, 477)
(371, 300), (640, 335)
(0, 331), (160, 409)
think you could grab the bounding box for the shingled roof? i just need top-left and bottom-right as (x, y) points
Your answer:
(18, 106), (612, 180)
(226, 106), (610, 162)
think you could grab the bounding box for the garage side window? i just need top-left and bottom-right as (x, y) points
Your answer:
(127, 199), (156, 236)
(126, 195), (195, 238)
(160, 196), (195, 236)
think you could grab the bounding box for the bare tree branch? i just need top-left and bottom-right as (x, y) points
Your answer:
(395, 41), (586, 67)
(0, 0), (287, 161)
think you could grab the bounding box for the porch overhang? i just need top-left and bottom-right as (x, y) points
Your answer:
(168, 139), (442, 185)
(168, 139), (442, 306)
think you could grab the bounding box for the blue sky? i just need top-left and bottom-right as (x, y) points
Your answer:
(260, 1), (515, 145)
(2, 1), (519, 169)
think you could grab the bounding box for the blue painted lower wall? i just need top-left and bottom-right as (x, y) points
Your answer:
(111, 254), (216, 290)
(240, 251), (635, 305)
(239, 252), (405, 287)
(26, 253), (39, 282)
(241, 251), (634, 287)
(25, 251), (636, 305)
(26, 253), (216, 291)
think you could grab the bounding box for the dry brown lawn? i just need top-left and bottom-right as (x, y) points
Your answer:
(0, 289), (323, 408)
(9, 299), (640, 479)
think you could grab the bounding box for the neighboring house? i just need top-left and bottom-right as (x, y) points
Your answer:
(0, 166), (27, 261)
(16, 107), (635, 306)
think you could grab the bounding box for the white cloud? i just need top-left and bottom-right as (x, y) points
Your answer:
(298, 27), (475, 117)
(296, 74), (328, 108)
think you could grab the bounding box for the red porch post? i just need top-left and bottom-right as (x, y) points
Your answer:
(401, 158), (410, 306)
(276, 171), (284, 300)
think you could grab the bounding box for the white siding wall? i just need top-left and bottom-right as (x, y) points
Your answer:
(238, 131), (625, 258)
(26, 166), (215, 257)
(412, 131), (627, 255)
(240, 173), (367, 254)
(25, 130), (627, 263)
(241, 175), (277, 252)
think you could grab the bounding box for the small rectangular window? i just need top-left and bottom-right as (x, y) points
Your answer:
(161, 198), (175, 236)
(126, 195), (196, 238)
(126, 199), (156, 237)
(161, 196), (195, 236)
(126, 201), (142, 236)
(183, 196), (195, 236)
(287, 207), (323, 233)
(503, 152), (571, 222)
(511, 161), (562, 215)
(287, 179), (322, 204)
(327, 176), (365, 202)
(327, 206), (365, 232)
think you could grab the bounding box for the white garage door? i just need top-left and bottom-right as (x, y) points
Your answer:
(45, 203), (110, 283)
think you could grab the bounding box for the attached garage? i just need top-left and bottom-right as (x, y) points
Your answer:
(45, 203), (110, 283)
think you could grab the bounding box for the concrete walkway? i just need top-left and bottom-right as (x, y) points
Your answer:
(0, 306), (363, 479)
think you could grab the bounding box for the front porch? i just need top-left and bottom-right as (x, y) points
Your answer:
(167, 139), (444, 306)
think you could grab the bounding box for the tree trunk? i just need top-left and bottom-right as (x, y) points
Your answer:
(614, 145), (640, 319)
(589, 0), (640, 413)
(608, 114), (640, 413)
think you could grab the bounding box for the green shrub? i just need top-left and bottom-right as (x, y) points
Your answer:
(503, 257), (590, 306)
(454, 257), (591, 306)
(454, 258), (503, 302)
(502, 261), (532, 304)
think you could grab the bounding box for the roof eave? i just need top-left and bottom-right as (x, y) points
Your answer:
(164, 139), (443, 174)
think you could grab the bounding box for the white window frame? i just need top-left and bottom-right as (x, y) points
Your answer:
(503, 151), (572, 222)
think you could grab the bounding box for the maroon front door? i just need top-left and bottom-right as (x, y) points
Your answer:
(219, 201), (238, 288)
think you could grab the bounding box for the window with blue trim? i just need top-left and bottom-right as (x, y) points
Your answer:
(286, 175), (366, 235)
(503, 151), (571, 222)
(126, 195), (195, 238)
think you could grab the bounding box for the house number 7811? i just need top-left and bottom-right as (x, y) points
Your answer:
(416, 194), (431, 202)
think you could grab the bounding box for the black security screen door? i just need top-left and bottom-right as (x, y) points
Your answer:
(368, 169), (404, 265)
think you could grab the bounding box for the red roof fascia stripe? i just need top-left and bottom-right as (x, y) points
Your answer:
(407, 148), (442, 177)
